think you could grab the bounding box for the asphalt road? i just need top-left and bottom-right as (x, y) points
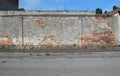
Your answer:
(0, 53), (120, 76)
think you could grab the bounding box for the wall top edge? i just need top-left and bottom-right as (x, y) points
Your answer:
(0, 11), (95, 16)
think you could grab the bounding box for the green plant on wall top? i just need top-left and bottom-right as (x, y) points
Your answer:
(113, 5), (119, 10)
(18, 8), (25, 11)
(96, 8), (103, 14)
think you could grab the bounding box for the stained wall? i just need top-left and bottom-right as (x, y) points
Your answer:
(0, 11), (119, 46)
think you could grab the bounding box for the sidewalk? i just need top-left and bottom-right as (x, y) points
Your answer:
(0, 52), (120, 59)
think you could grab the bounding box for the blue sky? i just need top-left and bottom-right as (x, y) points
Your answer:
(19, 0), (120, 11)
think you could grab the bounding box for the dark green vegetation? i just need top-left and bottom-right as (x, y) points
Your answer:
(96, 5), (120, 14)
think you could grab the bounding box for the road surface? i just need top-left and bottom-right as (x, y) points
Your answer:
(0, 52), (120, 76)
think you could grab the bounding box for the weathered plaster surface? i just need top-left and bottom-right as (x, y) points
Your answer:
(0, 11), (119, 46)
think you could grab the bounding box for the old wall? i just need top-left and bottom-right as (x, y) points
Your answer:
(0, 11), (119, 46)
(108, 13), (120, 42)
